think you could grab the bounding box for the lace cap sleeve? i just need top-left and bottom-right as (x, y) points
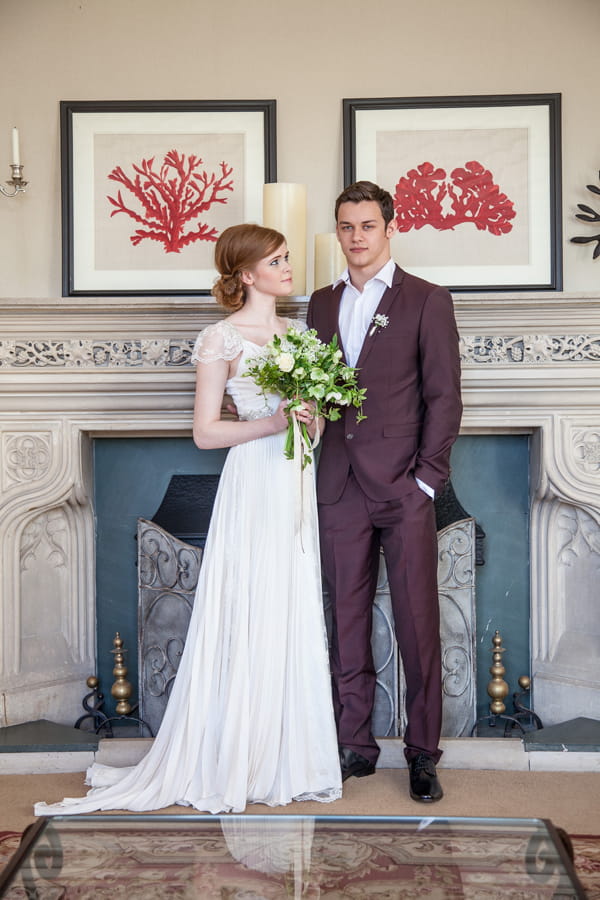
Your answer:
(286, 317), (308, 334)
(191, 320), (243, 365)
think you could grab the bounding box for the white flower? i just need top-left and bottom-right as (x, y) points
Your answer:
(276, 352), (295, 373)
(244, 325), (367, 468)
(369, 313), (390, 337)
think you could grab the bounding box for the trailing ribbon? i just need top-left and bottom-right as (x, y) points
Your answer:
(292, 413), (320, 550)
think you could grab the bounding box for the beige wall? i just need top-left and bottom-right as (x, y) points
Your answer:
(0, 0), (599, 297)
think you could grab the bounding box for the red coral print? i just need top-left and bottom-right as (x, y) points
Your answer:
(394, 160), (516, 235)
(394, 162), (448, 232)
(107, 151), (234, 253)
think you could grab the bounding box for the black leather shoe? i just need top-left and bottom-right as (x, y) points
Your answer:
(408, 753), (443, 802)
(339, 747), (376, 782)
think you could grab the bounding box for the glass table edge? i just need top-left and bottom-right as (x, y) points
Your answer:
(0, 813), (588, 900)
(0, 817), (46, 897)
(22, 812), (570, 827)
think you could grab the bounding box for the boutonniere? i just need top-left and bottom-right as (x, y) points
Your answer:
(369, 313), (389, 337)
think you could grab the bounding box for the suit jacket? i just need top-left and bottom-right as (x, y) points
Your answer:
(306, 264), (462, 504)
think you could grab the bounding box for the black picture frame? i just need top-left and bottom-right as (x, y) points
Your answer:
(60, 100), (277, 296)
(343, 94), (562, 292)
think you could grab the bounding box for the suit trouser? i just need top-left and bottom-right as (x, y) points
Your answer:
(318, 471), (442, 764)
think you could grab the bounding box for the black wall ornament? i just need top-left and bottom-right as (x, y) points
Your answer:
(571, 170), (600, 259)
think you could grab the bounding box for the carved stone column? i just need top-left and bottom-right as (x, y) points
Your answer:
(530, 417), (600, 723)
(0, 420), (94, 725)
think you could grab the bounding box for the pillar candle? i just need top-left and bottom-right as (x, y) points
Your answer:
(263, 183), (307, 296)
(11, 127), (20, 166)
(314, 233), (346, 290)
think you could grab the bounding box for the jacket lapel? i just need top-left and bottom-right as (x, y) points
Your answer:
(355, 265), (404, 369)
(327, 282), (347, 361)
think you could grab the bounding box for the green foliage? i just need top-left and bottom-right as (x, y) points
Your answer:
(245, 325), (367, 466)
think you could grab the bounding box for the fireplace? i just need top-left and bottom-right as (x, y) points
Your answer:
(1, 293), (599, 731)
(92, 433), (528, 727)
(135, 476), (480, 738)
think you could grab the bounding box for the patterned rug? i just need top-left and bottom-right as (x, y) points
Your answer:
(1, 824), (598, 897)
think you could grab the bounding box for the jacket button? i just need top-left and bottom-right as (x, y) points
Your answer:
(346, 433), (354, 440)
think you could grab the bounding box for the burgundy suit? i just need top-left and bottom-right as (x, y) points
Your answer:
(307, 264), (462, 764)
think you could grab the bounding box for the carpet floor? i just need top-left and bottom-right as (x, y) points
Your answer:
(2, 769), (600, 835)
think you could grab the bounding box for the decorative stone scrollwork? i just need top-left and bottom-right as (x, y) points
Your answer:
(0, 339), (195, 369)
(17, 507), (74, 675)
(21, 509), (68, 572)
(573, 429), (600, 475)
(552, 335), (600, 362)
(557, 504), (600, 565)
(3, 334), (600, 369)
(1, 341), (65, 367)
(460, 334), (600, 365)
(3, 432), (51, 487)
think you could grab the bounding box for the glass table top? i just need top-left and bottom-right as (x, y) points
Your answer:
(0, 814), (586, 898)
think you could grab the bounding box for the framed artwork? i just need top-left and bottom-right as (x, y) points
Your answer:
(343, 94), (562, 291)
(60, 100), (277, 296)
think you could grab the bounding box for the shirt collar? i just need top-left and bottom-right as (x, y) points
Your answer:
(333, 257), (396, 291)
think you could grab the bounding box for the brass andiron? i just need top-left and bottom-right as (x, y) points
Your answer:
(111, 632), (133, 715)
(99, 632), (153, 735)
(74, 674), (110, 733)
(74, 636), (153, 736)
(488, 630), (510, 715)
(510, 675), (544, 732)
(471, 630), (528, 736)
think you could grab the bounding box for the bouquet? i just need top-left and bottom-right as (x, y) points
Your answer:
(245, 325), (367, 467)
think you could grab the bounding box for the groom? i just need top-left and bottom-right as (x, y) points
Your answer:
(307, 181), (462, 802)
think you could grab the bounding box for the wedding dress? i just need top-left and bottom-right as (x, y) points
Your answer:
(35, 319), (342, 815)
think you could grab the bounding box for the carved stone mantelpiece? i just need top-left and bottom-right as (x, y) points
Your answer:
(1, 293), (600, 728)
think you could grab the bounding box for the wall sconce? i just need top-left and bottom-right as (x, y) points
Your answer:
(1, 127), (28, 198)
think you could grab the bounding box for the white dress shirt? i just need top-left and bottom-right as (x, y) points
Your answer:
(334, 258), (434, 499)
(335, 257), (395, 368)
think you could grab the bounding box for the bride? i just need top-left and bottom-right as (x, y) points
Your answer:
(35, 224), (342, 815)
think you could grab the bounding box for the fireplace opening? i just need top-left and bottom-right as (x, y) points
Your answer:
(152, 474), (220, 548)
(93, 434), (530, 721)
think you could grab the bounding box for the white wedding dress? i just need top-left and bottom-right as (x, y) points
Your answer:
(35, 319), (341, 815)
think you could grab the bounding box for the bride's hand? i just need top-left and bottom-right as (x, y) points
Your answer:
(271, 399), (292, 433)
(294, 402), (322, 440)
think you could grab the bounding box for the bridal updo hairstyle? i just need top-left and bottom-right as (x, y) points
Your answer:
(212, 223), (286, 311)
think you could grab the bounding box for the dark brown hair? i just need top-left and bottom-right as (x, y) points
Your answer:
(335, 180), (395, 227)
(212, 224), (286, 310)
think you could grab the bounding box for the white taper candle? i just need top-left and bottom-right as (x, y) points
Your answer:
(11, 127), (20, 166)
